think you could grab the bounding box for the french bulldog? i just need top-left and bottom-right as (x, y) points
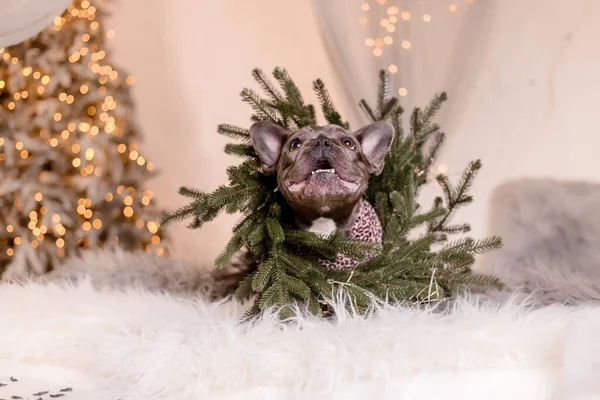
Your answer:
(249, 121), (394, 269)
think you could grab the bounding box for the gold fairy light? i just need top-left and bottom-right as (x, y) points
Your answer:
(388, 64), (398, 73)
(384, 36), (393, 44)
(15, 142), (23, 150)
(373, 48), (383, 56)
(72, 144), (81, 153)
(6, 225), (13, 233)
(73, 158), (82, 167)
(398, 87), (408, 96)
(449, 4), (458, 12)
(40, 206), (48, 214)
(14, 237), (22, 245)
(7, 249), (14, 256)
(423, 14), (432, 22)
(82, 221), (92, 231)
(41, 76), (50, 85)
(124, 196), (133, 205)
(54, 113), (62, 121)
(20, 150), (29, 159)
(151, 235), (160, 244)
(49, 138), (59, 147)
(147, 221), (159, 234)
(123, 207), (134, 217)
(361, 3), (369, 11)
(8, 102), (15, 110)
(56, 238), (65, 248)
(52, 214), (60, 223)
(92, 219), (102, 229)
(35, 192), (43, 201)
(401, 11), (410, 20)
(402, 40), (411, 49)
(105, 192), (113, 201)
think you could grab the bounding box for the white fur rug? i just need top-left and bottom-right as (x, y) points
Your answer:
(3, 178), (600, 399)
(0, 279), (599, 400)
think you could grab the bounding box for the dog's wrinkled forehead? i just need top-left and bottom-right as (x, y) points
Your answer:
(289, 125), (348, 141)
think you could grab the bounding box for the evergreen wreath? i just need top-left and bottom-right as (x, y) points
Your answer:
(163, 68), (503, 318)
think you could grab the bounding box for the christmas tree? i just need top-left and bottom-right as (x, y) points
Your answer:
(164, 68), (502, 318)
(0, 0), (165, 280)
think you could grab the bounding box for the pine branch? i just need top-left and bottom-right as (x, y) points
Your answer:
(252, 68), (284, 103)
(217, 124), (251, 142)
(377, 69), (391, 117)
(166, 68), (503, 319)
(313, 78), (348, 128)
(359, 100), (378, 122)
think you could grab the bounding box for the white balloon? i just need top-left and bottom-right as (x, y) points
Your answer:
(0, 0), (71, 47)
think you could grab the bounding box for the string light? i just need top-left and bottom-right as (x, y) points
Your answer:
(402, 40), (411, 49)
(423, 14), (432, 22)
(7, 249), (13, 256)
(449, 4), (458, 12)
(401, 11), (410, 20)
(398, 88), (408, 96)
(388, 64), (398, 73)
(123, 207), (134, 217)
(147, 221), (159, 234)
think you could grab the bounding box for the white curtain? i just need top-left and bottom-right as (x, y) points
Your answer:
(312, 0), (600, 241)
(0, 0), (71, 47)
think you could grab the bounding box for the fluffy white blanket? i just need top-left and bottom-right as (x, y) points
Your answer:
(0, 279), (599, 400)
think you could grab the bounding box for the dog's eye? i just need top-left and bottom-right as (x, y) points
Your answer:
(289, 139), (302, 151)
(342, 138), (355, 149)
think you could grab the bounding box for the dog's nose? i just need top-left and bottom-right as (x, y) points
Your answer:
(313, 138), (331, 147)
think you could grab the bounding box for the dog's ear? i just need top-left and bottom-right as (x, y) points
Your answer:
(249, 121), (290, 175)
(353, 121), (394, 176)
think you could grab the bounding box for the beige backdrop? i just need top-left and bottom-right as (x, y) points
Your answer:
(108, 0), (600, 266)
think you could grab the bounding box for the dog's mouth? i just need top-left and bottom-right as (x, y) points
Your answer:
(286, 159), (360, 193)
(311, 159), (335, 176)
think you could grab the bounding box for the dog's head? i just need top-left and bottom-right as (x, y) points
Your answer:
(249, 121), (393, 221)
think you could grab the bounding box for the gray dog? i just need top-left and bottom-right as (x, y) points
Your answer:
(249, 120), (394, 269)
